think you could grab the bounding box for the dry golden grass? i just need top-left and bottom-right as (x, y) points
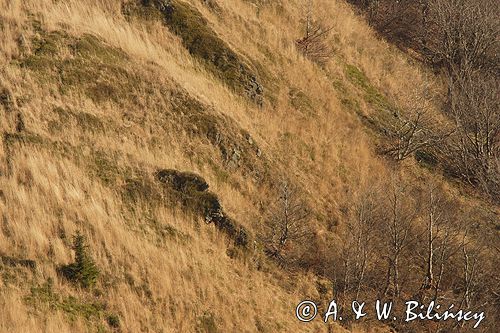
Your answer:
(1, 149), (335, 332)
(0, 0), (493, 332)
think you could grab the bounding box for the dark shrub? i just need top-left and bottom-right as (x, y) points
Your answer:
(60, 231), (99, 289)
(107, 313), (120, 328)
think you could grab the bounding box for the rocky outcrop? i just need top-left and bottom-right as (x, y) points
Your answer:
(156, 169), (209, 192)
(155, 169), (249, 247)
(168, 91), (270, 182)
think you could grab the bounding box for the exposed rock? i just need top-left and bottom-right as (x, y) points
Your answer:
(213, 216), (249, 247)
(246, 134), (254, 145)
(155, 169), (250, 247)
(246, 74), (264, 106)
(229, 148), (241, 166)
(155, 169), (209, 192)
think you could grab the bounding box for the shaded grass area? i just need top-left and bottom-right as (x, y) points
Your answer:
(20, 29), (134, 105)
(125, 0), (266, 105)
(0, 254), (36, 270)
(17, 27), (272, 185)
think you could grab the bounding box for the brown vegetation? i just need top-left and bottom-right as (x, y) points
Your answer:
(0, 0), (498, 332)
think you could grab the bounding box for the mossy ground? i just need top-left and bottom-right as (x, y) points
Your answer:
(49, 107), (105, 135)
(21, 31), (134, 105)
(25, 280), (120, 332)
(344, 64), (399, 132)
(289, 87), (314, 115)
(14, 26), (271, 191)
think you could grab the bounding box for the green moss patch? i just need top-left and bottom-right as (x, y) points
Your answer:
(25, 279), (120, 330)
(345, 64), (394, 112)
(168, 91), (271, 183)
(196, 311), (219, 333)
(17, 27), (273, 186)
(49, 107), (105, 134)
(122, 1), (164, 21)
(89, 150), (136, 186)
(344, 64), (399, 133)
(21, 30), (136, 105)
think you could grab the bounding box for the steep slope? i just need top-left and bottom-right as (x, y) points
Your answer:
(0, 0), (498, 332)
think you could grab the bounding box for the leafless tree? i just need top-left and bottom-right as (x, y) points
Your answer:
(380, 179), (418, 298)
(342, 187), (380, 301)
(384, 88), (451, 161)
(425, 0), (499, 78)
(443, 72), (500, 199)
(296, 0), (333, 65)
(420, 0), (500, 200)
(418, 185), (462, 301)
(261, 181), (311, 264)
(451, 232), (491, 333)
(431, 225), (460, 302)
(421, 186), (439, 291)
(460, 234), (478, 308)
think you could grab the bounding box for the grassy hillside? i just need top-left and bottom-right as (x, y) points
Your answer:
(0, 0), (498, 332)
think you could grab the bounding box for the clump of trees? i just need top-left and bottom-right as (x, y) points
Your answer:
(256, 177), (498, 330)
(329, 178), (499, 331)
(350, 0), (499, 201)
(427, 0), (499, 200)
(443, 71), (499, 198)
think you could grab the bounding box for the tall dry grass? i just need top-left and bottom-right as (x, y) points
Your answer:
(0, 0), (480, 332)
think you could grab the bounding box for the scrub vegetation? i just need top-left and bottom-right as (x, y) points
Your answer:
(0, 0), (497, 332)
